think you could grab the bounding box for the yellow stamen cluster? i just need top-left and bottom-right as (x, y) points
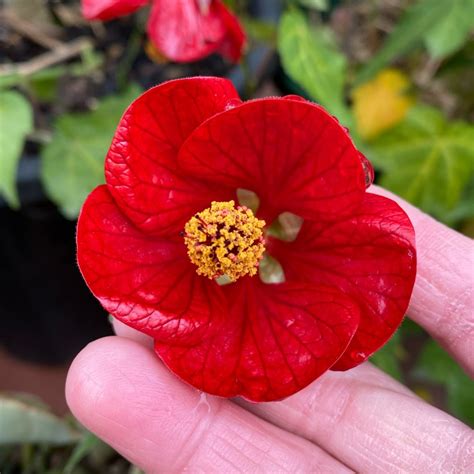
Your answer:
(184, 201), (266, 282)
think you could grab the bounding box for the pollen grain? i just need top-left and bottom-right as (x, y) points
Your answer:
(184, 200), (266, 281)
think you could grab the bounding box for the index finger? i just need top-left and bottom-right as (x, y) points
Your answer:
(369, 185), (474, 376)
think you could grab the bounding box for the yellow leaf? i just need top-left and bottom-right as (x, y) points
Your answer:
(352, 69), (413, 140)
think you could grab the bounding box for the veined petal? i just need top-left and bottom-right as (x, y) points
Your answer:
(155, 280), (359, 401)
(269, 193), (416, 370)
(81, 0), (148, 21)
(178, 98), (366, 223)
(105, 77), (240, 236)
(77, 185), (226, 342)
(147, 0), (245, 62)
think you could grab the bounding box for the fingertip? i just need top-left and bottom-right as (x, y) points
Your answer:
(63, 336), (208, 470)
(65, 336), (154, 423)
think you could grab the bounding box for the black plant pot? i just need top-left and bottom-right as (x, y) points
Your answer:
(0, 199), (111, 365)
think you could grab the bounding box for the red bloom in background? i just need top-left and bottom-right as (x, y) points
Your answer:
(81, 0), (245, 62)
(76, 77), (416, 402)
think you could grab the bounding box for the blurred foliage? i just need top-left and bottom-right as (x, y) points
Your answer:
(0, 394), (79, 445)
(356, 0), (458, 83)
(296, 0), (329, 11)
(352, 69), (413, 140)
(413, 340), (474, 426)
(424, 0), (474, 59)
(41, 84), (142, 218)
(63, 432), (110, 474)
(0, 393), (136, 472)
(369, 330), (404, 381)
(0, 44), (103, 91)
(368, 105), (474, 223)
(0, 90), (33, 208)
(242, 18), (277, 45)
(278, 9), (352, 126)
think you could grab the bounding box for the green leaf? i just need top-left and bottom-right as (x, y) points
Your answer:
(0, 90), (33, 208)
(41, 84), (142, 219)
(356, 0), (452, 83)
(368, 105), (474, 221)
(242, 18), (277, 44)
(128, 467), (146, 474)
(297, 0), (328, 11)
(442, 177), (474, 225)
(63, 432), (102, 474)
(278, 9), (351, 125)
(370, 330), (403, 381)
(424, 0), (474, 59)
(399, 318), (426, 337)
(413, 339), (474, 425)
(0, 396), (80, 445)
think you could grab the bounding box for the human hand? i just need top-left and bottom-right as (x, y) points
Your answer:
(66, 186), (473, 473)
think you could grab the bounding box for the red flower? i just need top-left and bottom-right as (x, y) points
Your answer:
(77, 77), (416, 402)
(81, 0), (245, 62)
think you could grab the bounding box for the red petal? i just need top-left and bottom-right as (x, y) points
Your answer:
(77, 185), (226, 342)
(269, 193), (416, 370)
(213, 0), (246, 62)
(105, 77), (240, 236)
(147, 0), (245, 62)
(154, 280), (359, 401)
(81, 0), (147, 20)
(178, 98), (366, 223)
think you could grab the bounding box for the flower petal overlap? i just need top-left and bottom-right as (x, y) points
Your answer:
(77, 77), (417, 401)
(77, 185), (226, 343)
(269, 193), (416, 370)
(105, 77), (240, 235)
(178, 98), (366, 223)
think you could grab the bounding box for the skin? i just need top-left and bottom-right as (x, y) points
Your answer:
(66, 186), (474, 473)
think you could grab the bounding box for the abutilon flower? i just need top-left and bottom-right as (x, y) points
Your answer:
(81, 0), (245, 63)
(76, 77), (416, 402)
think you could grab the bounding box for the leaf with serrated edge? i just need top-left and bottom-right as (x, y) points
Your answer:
(0, 91), (33, 208)
(368, 105), (474, 221)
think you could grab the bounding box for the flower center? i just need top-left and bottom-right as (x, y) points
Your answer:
(184, 200), (266, 282)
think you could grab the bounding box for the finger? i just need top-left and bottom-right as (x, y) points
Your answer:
(112, 318), (153, 348)
(369, 185), (474, 375)
(240, 363), (474, 473)
(66, 337), (351, 473)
